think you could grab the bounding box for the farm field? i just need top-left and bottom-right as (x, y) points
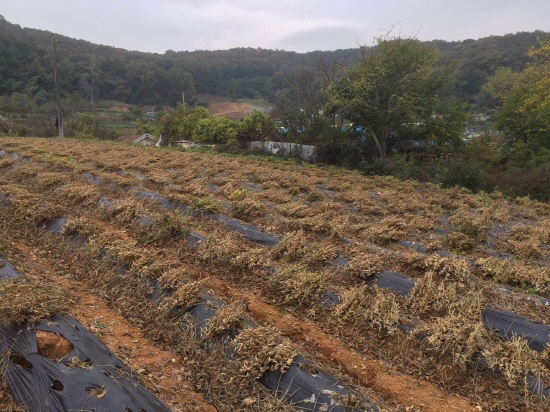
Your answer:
(1, 137), (550, 411)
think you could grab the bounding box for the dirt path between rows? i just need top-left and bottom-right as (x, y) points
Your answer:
(196, 273), (476, 412)
(11, 216), (475, 412)
(8, 240), (217, 412)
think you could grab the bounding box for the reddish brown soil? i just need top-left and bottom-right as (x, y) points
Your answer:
(205, 99), (251, 119)
(9, 241), (217, 412)
(192, 273), (477, 411)
(36, 330), (73, 361)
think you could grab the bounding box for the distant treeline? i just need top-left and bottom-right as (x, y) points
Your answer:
(0, 15), (548, 108)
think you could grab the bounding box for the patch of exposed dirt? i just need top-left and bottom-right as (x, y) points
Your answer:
(36, 330), (73, 361)
(192, 271), (476, 412)
(206, 100), (252, 119)
(8, 241), (217, 412)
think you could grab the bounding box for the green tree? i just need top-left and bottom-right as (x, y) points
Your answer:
(66, 112), (94, 137)
(325, 36), (459, 158)
(159, 104), (209, 145)
(275, 68), (331, 145)
(167, 67), (195, 105)
(194, 116), (239, 144)
(495, 40), (550, 150)
(483, 67), (518, 102)
(135, 118), (158, 135)
(237, 111), (277, 143)
(128, 105), (144, 120)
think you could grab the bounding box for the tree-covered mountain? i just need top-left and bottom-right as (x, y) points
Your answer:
(0, 14), (548, 108)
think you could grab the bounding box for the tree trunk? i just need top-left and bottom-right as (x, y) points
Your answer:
(369, 127), (385, 159)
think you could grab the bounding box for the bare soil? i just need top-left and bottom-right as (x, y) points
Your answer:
(6, 240), (216, 412)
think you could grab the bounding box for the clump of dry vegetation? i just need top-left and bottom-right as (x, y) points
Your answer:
(231, 326), (297, 387)
(163, 280), (206, 313)
(0, 157), (15, 169)
(36, 172), (67, 188)
(0, 183), (41, 214)
(365, 217), (407, 244)
(505, 223), (550, 259)
(63, 217), (99, 237)
(231, 199), (266, 218)
(406, 272), (460, 317)
(476, 257), (550, 295)
(157, 267), (187, 288)
(445, 210), (489, 251)
(334, 285), (401, 333)
(483, 336), (550, 397)
(86, 231), (144, 267)
(346, 251), (387, 279)
(57, 182), (100, 205)
(30, 203), (66, 226)
(229, 188), (248, 201)
(200, 232), (243, 270)
(191, 196), (220, 213)
(411, 291), (488, 374)
(0, 278), (72, 325)
(139, 212), (189, 246)
(268, 266), (328, 310)
(202, 302), (246, 342)
(270, 230), (336, 268)
(104, 197), (144, 224)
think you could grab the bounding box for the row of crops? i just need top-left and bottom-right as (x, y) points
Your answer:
(1, 137), (549, 411)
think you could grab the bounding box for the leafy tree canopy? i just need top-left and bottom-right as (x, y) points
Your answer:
(325, 36), (467, 158)
(495, 39), (550, 150)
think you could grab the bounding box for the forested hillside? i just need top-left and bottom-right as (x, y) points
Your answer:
(0, 14), (548, 106)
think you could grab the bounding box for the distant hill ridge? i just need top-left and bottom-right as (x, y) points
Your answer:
(0, 15), (548, 106)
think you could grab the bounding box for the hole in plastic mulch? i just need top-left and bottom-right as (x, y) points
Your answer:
(10, 354), (33, 369)
(51, 380), (64, 391)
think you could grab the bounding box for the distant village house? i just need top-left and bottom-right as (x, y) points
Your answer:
(115, 133), (159, 146)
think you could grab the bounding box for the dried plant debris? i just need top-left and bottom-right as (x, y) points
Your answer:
(419, 254), (473, 282)
(231, 326), (297, 386)
(57, 182), (100, 205)
(334, 284), (401, 333)
(270, 230), (336, 268)
(31, 203), (66, 226)
(231, 199), (267, 218)
(413, 290), (488, 369)
(406, 272), (460, 317)
(104, 198), (144, 224)
(139, 212), (189, 246)
(0, 184), (41, 214)
(269, 266), (327, 309)
(200, 232), (243, 269)
(63, 217), (99, 237)
(163, 280), (206, 313)
(483, 336), (550, 395)
(202, 302), (246, 342)
(0, 278), (72, 326)
(157, 267), (187, 288)
(346, 252), (387, 279)
(476, 257), (550, 295)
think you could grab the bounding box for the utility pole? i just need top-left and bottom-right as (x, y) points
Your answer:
(51, 34), (64, 140)
(182, 91), (185, 110)
(91, 64), (97, 136)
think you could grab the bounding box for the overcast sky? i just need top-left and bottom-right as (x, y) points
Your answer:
(2, 0), (550, 53)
